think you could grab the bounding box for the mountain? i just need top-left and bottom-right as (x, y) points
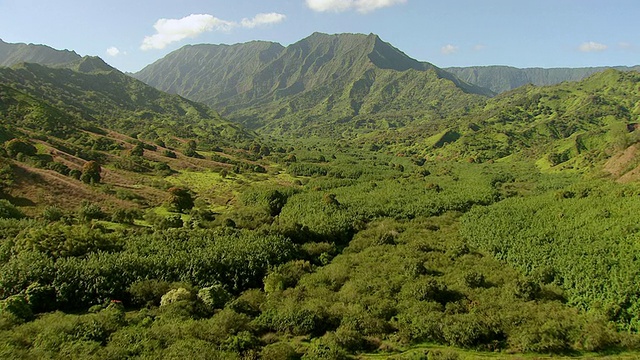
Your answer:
(445, 65), (640, 94)
(0, 38), (81, 67)
(135, 32), (494, 136)
(376, 69), (640, 175)
(0, 56), (253, 145)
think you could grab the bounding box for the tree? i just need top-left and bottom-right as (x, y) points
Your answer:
(130, 142), (144, 156)
(0, 199), (24, 219)
(0, 158), (13, 194)
(80, 161), (101, 184)
(184, 140), (198, 158)
(4, 139), (37, 158)
(168, 187), (194, 213)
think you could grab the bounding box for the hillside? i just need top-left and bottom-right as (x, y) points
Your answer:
(446, 65), (640, 94)
(0, 57), (253, 145)
(135, 32), (493, 136)
(372, 69), (640, 176)
(0, 38), (81, 67)
(0, 56), (269, 213)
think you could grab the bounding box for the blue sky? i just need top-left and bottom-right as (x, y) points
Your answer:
(0, 0), (638, 72)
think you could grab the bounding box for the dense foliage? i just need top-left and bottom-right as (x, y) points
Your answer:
(2, 36), (640, 359)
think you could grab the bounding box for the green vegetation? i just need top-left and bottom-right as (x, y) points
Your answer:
(135, 32), (491, 136)
(2, 36), (640, 359)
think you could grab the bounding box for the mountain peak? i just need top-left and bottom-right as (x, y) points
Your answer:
(69, 56), (115, 74)
(134, 32), (493, 134)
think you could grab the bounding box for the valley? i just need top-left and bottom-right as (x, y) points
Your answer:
(1, 33), (640, 359)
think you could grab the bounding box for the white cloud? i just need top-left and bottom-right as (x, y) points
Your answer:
(578, 41), (608, 52)
(306, 0), (407, 13)
(106, 47), (120, 57)
(441, 44), (459, 55)
(141, 12), (287, 50)
(241, 12), (287, 28)
(619, 42), (633, 49)
(141, 14), (233, 50)
(473, 44), (487, 51)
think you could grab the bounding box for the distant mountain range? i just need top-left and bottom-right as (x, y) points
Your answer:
(1, 34), (639, 140)
(445, 65), (640, 94)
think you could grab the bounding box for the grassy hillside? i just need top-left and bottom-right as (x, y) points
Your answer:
(369, 69), (640, 177)
(0, 58), (272, 214)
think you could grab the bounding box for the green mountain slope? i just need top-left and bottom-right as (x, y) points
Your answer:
(379, 69), (640, 172)
(0, 38), (81, 67)
(135, 32), (493, 136)
(446, 65), (640, 94)
(0, 57), (267, 214)
(0, 57), (253, 145)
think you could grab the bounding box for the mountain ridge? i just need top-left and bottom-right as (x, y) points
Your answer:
(0, 57), (254, 145)
(0, 38), (81, 67)
(446, 65), (640, 94)
(134, 32), (493, 135)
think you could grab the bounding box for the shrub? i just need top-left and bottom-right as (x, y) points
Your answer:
(160, 288), (193, 307)
(0, 200), (24, 219)
(41, 206), (64, 222)
(157, 215), (184, 229)
(261, 342), (300, 360)
(168, 187), (195, 213)
(129, 279), (173, 307)
(463, 272), (486, 288)
(69, 169), (82, 180)
(198, 284), (233, 310)
(0, 295), (33, 322)
(163, 149), (177, 158)
(4, 139), (37, 158)
(47, 162), (71, 176)
(25, 282), (56, 313)
(81, 161), (101, 184)
(77, 202), (105, 222)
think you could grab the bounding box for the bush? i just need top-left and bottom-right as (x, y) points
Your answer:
(41, 206), (64, 222)
(4, 139), (37, 158)
(81, 161), (101, 184)
(77, 202), (105, 222)
(0, 295), (33, 322)
(302, 337), (348, 360)
(261, 342), (300, 360)
(47, 162), (71, 176)
(198, 284), (232, 311)
(168, 187), (195, 213)
(0, 200), (24, 219)
(25, 282), (56, 313)
(157, 215), (184, 229)
(163, 149), (177, 158)
(128, 279), (173, 307)
(160, 288), (194, 307)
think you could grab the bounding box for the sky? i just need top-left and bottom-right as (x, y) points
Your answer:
(0, 0), (638, 73)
